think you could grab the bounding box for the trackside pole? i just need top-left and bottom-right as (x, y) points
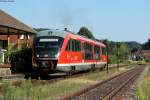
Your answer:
(117, 42), (120, 72)
(106, 44), (109, 73)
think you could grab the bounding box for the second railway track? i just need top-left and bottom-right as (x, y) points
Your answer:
(61, 64), (146, 100)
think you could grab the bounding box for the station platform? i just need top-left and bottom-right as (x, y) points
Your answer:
(0, 64), (11, 77)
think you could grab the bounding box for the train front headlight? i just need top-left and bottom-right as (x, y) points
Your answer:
(55, 52), (60, 58)
(36, 54), (39, 57)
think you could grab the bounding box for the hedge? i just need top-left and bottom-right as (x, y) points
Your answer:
(10, 48), (32, 73)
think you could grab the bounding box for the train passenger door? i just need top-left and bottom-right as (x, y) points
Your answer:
(82, 43), (93, 61)
(94, 46), (101, 62)
(81, 42), (85, 63)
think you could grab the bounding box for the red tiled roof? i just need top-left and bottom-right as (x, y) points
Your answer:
(141, 50), (150, 57)
(142, 50), (150, 52)
(0, 10), (36, 33)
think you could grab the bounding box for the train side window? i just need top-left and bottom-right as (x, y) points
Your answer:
(94, 46), (100, 60)
(84, 43), (93, 60)
(72, 39), (75, 51)
(72, 39), (81, 51)
(75, 40), (81, 51)
(78, 41), (81, 51)
(66, 39), (72, 51)
(66, 39), (81, 52)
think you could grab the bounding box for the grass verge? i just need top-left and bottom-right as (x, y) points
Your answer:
(0, 65), (136, 100)
(136, 64), (150, 100)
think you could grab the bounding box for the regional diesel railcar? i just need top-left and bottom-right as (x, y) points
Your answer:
(32, 29), (107, 74)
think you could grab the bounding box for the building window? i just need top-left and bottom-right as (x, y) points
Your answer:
(0, 40), (7, 49)
(20, 35), (25, 40)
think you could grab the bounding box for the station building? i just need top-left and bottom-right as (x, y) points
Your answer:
(0, 10), (36, 68)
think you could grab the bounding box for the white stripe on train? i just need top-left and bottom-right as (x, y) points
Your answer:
(56, 62), (107, 72)
(57, 62), (107, 67)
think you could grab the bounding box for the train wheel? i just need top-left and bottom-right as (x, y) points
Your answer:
(91, 64), (95, 72)
(40, 74), (48, 80)
(104, 64), (107, 69)
(31, 73), (39, 79)
(25, 72), (31, 79)
(99, 64), (106, 71)
(67, 71), (72, 76)
(25, 72), (39, 79)
(67, 66), (76, 76)
(99, 67), (103, 71)
(39, 70), (49, 80)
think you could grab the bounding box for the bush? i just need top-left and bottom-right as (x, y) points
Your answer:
(109, 55), (117, 64)
(145, 58), (150, 62)
(10, 48), (32, 73)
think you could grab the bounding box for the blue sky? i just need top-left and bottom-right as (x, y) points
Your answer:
(0, 0), (150, 43)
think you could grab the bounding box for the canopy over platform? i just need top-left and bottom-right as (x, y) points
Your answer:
(0, 10), (36, 34)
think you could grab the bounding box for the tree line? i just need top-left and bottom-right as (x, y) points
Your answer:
(77, 26), (149, 63)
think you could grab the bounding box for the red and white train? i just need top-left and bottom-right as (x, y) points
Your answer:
(32, 29), (107, 74)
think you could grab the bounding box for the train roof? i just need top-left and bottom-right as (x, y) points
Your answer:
(36, 29), (67, 38)
(71, 34), (106, 47)
(36, 29), (106, 47)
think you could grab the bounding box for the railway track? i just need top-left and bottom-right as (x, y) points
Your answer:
(61, 65), (145, 100)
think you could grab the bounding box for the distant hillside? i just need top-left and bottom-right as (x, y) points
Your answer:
(34, 28), (50, 32)
(97, 39), (141, 51)
(142, 39), (150, 50)
(125, 41), (142, 51)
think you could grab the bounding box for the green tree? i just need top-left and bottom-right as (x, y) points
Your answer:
(142, 39), (150, 50)
(119, 43), (129, 60)
(113, 42), (129, 62)
(77, 27), (95, 40)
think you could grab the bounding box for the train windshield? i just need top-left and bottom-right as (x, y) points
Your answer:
(35, 37), (64, 58)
